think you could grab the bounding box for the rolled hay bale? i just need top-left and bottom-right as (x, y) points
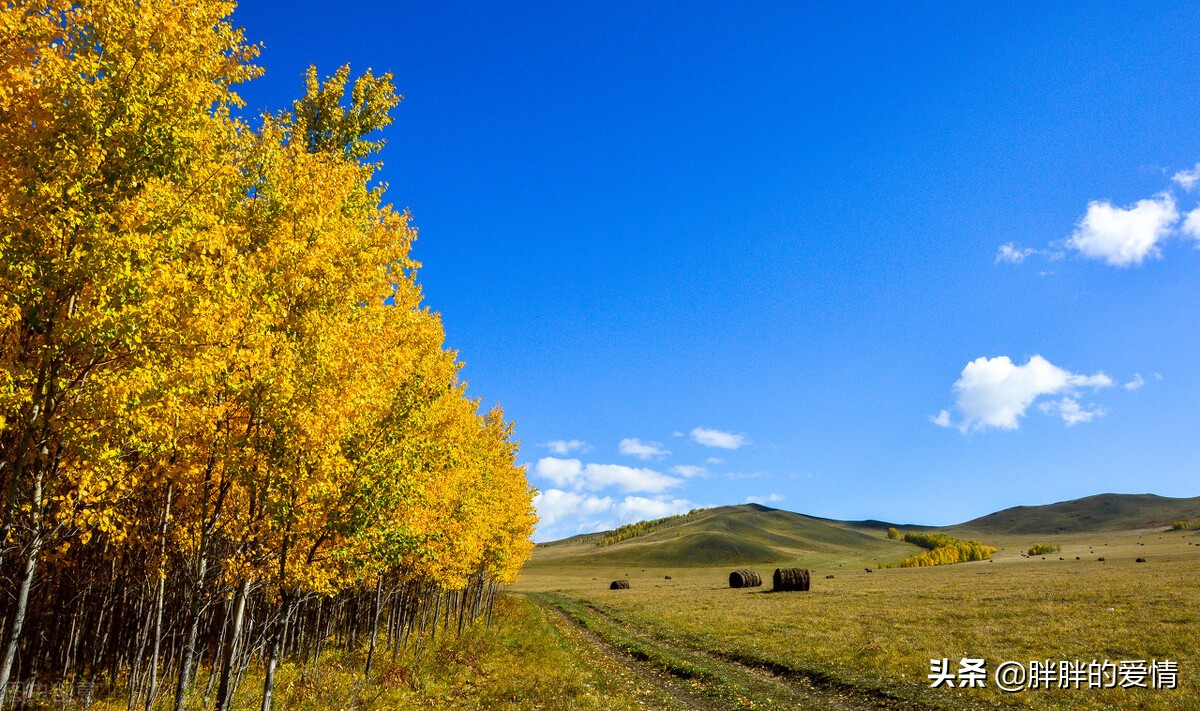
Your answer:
(1136, 557), (1147, 563)
(610, 579), (631, 590)
(728, 569), (763, 588)
(773, 567), (811, 592)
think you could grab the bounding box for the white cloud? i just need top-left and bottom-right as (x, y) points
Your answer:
(1038, 397), (1107, 426)
(705, 457), (725, 465)
(995, 242), (1036, 264)
(532, 489), (613, 527)
(690, 426), (748, 450)
(618, 437), (670, 460)
(936, 355), (1113, 432)
(745, 493), (783, 505)
(533, 457), (682, 493)
(1181, 208), (1200, 243)
(670, 464), (707, 478)
(614, 496), (694, 521)
(1173, 164), (1200, 190)
(544, 439), (591, 455)
(1067, 193), (1179, 266)
(1124, 373), (1146, 391)
(532, 489), (695, 541)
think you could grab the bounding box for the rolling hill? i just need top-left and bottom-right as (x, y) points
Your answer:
(528, 493), (1200, 570)
(528, 504), (917, 568)
(949, 492), (1200, 535)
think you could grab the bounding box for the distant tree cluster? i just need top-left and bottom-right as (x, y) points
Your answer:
(1027, 543), (1062, 556)
(901, 532), (962, 550)
(598, 510), (705, 547)
(0, 2), (535, 709)
(1171, 520), (1199, 530)
(886, 527), (901, 540)
(883, 532), (996, 568)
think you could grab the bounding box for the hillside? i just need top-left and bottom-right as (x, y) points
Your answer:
(528, 493), (1200, 570)
(527, 504), (916, 568)
(950, 493), (1200, 535)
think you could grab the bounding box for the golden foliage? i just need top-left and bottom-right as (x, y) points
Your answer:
(1, 0), (534, 629)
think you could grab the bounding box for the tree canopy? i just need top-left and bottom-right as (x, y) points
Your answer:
(0, 1), (535, 708)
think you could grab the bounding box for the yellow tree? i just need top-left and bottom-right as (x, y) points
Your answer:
(227, 66), (417, 711)
(3, 6), (537, 707)
(0, 0), (257, 701)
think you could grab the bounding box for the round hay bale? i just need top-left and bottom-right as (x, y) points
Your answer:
(728, 569), (763, 588)
(1136, 557), (1147, 563)
(772, 567), (811, 592)
(610, 579), (631, 590)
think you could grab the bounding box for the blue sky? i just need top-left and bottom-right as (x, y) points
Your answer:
(233, 2), (1200, 541)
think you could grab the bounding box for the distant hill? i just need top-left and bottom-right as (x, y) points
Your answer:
(950, 493), (1200, 535)
(528, 503), (914, 568)
(527, 493), (1200, 570)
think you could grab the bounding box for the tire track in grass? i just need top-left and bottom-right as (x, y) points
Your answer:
(573, 596), (949, 710)
(532, 593), (922, 710)
(544, 603), (720, 710)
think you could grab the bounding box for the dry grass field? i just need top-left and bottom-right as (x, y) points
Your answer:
(515, 523), (1200, 710)
(63, 500), (1200, 710)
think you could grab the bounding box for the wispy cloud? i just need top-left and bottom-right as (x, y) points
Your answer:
(725, 471), (766, 480)
(690, 426), (748, 449)
(995, 242), (1036, 264)
(544, 439), (591, 455)
(745, 493), (783, 505)
(669, 464), (707, 478)
(1123, 372), (1163, 391)
(1173, 164), (1200, 190)
(1038, 397), (1107, 426)
(618, 437), (670, 460)
(934, 355), (1112, 432)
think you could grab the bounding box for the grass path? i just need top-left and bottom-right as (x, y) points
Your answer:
(529, 592), (941, 711)
(541, 603), (711, 710)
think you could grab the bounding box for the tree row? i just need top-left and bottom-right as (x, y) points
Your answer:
(0, 2), (536, 708)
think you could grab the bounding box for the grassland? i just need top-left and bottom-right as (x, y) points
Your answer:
(65, 498), (1200, 709)
(516, 503), (1200, 710)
